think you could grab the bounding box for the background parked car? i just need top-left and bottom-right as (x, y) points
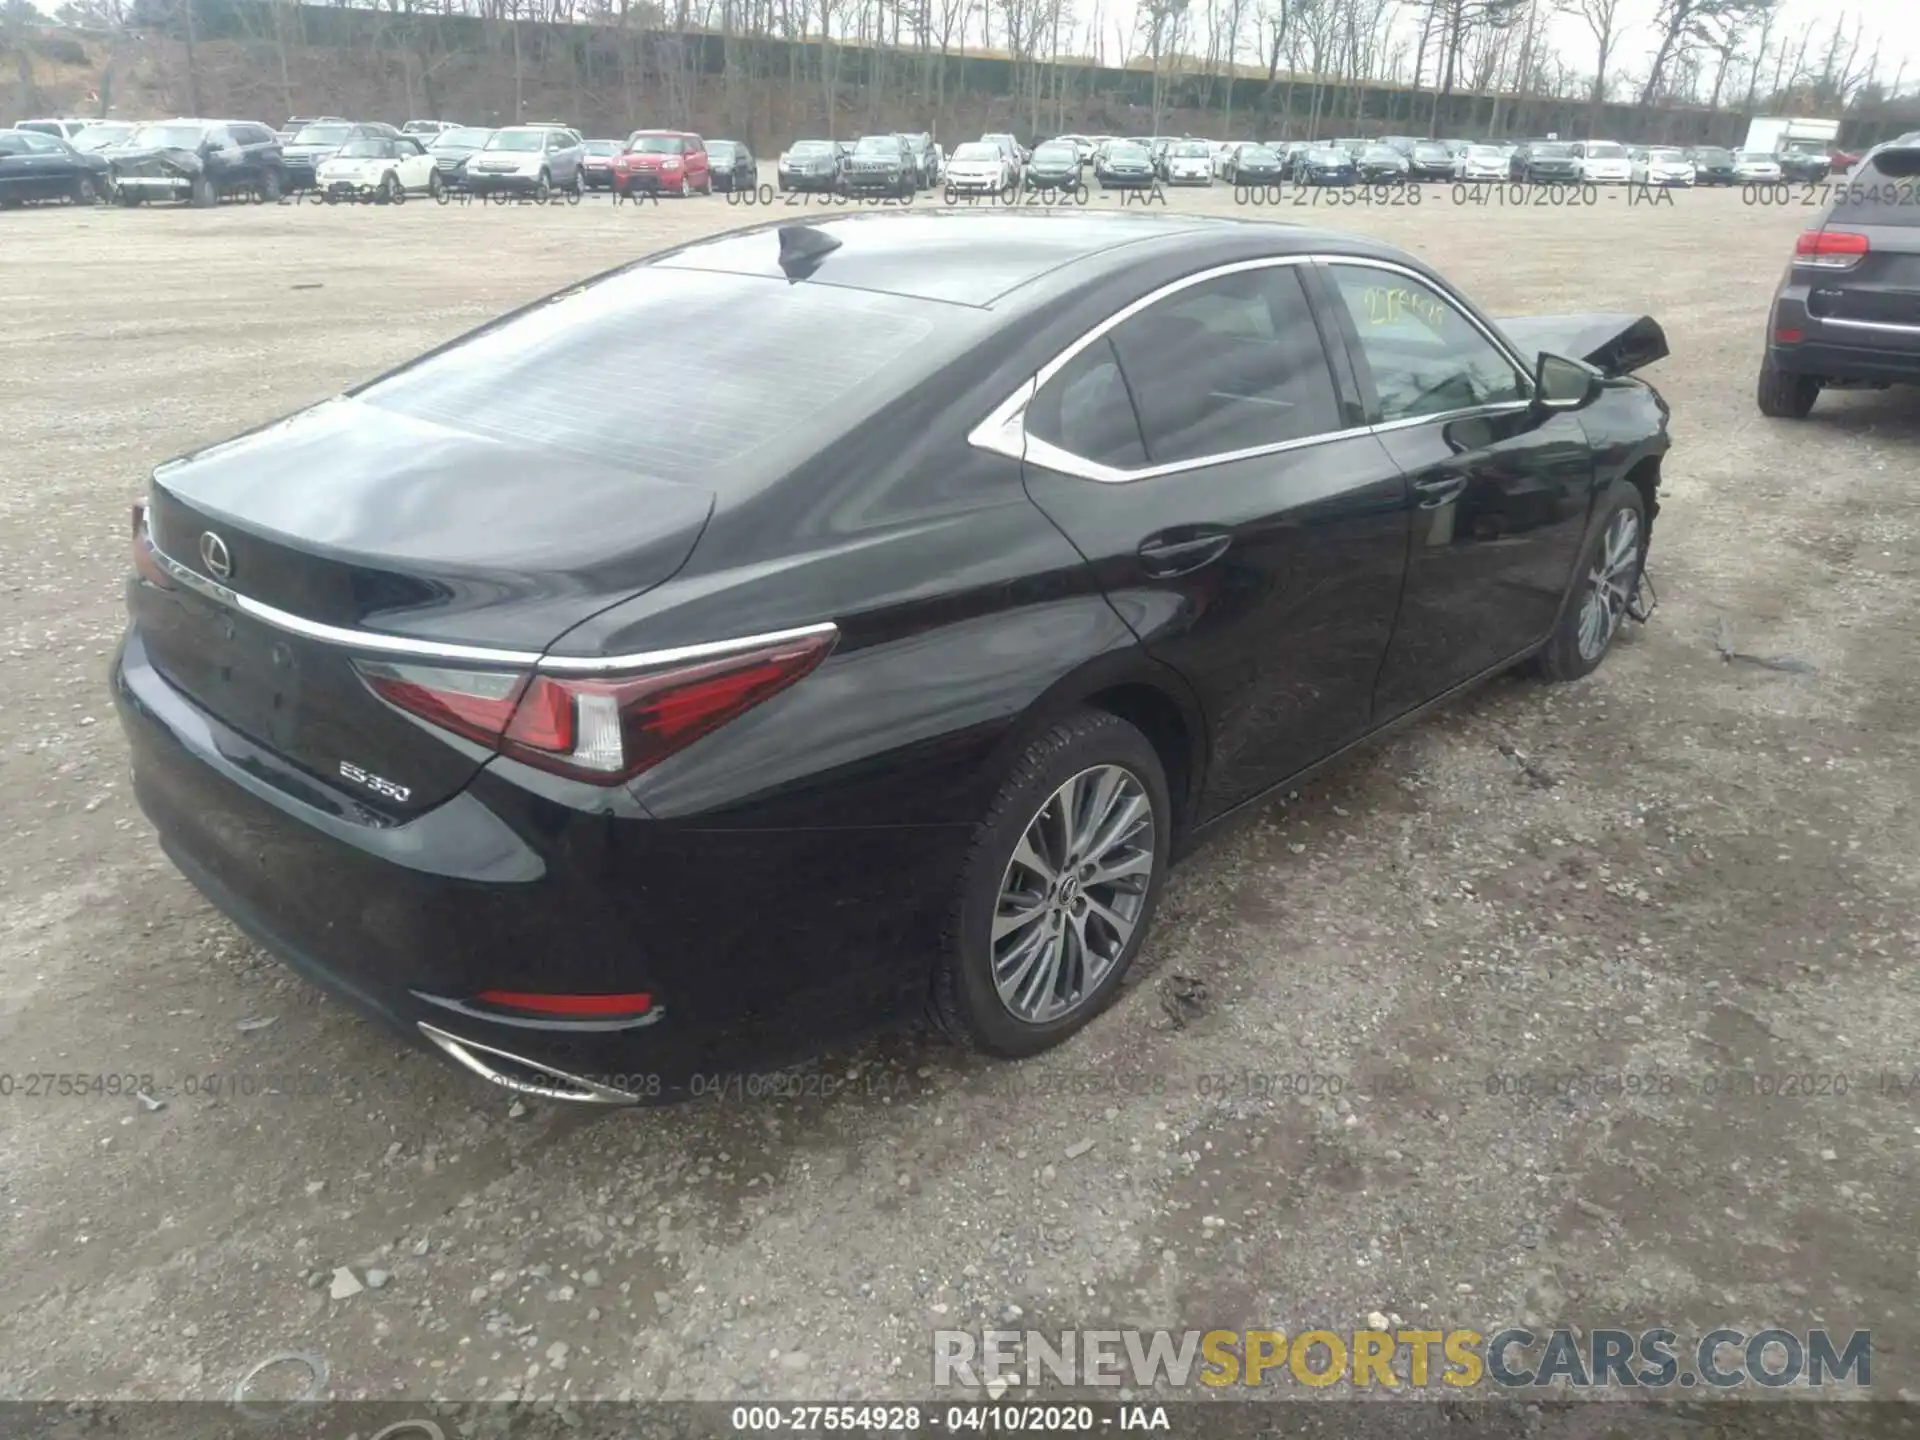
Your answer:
(1452, 143), (1508, 182)
(1778, 148), (1831, 182)
(1094, 139), (1156, 189)
(1407, 141), (1454, 182)
(580, 138), (624, 190)
(1162, 139), (1215, 185)
(1023, 140), (1083, 191)
(314, 134), (440, 202)
(902, 132), (940, 188)
(14, 117), (92, 142)
(1733, 149), (1783, 182)
(400, 120), (462, 139)
(843, 134), (917, 198)
(467, 124), (587, 197)
(69, 120), (138, 153)
(1292, 144), (1357, 186)
(1511, 140), (1580, 184)
(276, 115), (346, 144)
(613, 130), (709, 197)
(706, 139), (757, 192)
(1573, 139), (1632, 183)
(945, 140), (1015, 195)
(1684, 146), (1737, 184)
(424, 126), (493, 190)
(1630, 146), (1695, 186)
(777, 138), (842, 193)
(110, 119), (285, 206)
(1357, 143), (1410, 182)
(281, 120), (397, 191)
(1225, 143), (1285, 185)
(980, 132), (1026, 173)
(0, 128), (109, 205)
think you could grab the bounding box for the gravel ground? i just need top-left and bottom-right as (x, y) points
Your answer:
(1, 176), (1917, 1406)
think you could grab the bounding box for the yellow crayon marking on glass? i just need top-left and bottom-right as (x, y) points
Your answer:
(1360, 285), (1448, 333)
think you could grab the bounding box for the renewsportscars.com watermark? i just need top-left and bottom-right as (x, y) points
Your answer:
(934, 1327), (1871, 1391)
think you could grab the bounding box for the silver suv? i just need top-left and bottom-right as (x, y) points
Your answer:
(464, 123), (587, 197)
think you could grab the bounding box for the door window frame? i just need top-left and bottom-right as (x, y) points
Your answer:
(1316, 257), (1537, 432)
(969, 253), (1537, 485)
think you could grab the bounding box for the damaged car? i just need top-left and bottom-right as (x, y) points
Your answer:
(112, 212), (1670, 1108)
(110, 119), (287, 206)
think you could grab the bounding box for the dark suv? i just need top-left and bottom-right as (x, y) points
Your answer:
(109, 119), (286, 205)
(1757, 139), (1920, 417)
(842, 134), (916, 198)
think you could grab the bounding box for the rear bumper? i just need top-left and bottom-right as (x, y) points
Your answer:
(112, 627), (962, 1103)
(1770, 337), (1920, 384)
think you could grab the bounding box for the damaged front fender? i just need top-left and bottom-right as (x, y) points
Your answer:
(110, 147), (206, 181)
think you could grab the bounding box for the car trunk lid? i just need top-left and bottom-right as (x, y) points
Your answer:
(135, 395), (713, 819)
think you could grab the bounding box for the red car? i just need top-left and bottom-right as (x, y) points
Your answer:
(613, 131), (711, 197)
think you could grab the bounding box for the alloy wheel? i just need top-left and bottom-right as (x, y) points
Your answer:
(1577, 509), (1641, 662)
(991, 764), (1155, 1025)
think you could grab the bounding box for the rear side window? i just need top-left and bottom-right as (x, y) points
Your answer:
(353, 267), (939, 483)
(1026, 339), (1147, 470)
(1106, 266), (1344, 464)
(1831, 148), (1920, 226)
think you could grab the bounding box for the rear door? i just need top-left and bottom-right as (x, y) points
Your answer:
(1805, 144), (1920, 340)
(1317, 259), (1594, 717)
(1014, 259), (1412, 818)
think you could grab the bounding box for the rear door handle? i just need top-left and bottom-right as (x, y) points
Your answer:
(1137, 528), (1233, 578)
(1413, 472), (1471, 509)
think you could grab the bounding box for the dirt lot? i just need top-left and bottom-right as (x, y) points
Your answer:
(1, 178), (1917, 1408)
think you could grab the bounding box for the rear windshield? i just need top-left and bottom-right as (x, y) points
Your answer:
(354, 268), (940, 481)
(1831, 148), (1920, 226)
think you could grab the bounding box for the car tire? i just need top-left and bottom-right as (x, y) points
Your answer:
(533, 171), (551, 202)
(1757, 352), (1820, 419)
(427, 170), (444, 200)
(679, 175), (692, 198)
(71, 174), (98, 205)
(931, 710), (1171, 1059)
(188, 174), (217, 208)
(380, 172), (403, 205)
(1531, 484), (1647, 684)
(260, 168), (284, 203)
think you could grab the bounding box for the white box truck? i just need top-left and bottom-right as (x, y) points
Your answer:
(1743, 116), (1839, 156)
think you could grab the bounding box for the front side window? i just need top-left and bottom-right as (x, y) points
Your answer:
(1327, 265), (1525, 422)
(1105, 265), (1343, 465)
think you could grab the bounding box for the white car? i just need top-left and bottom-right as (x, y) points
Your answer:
(1452, 143), (1508, 182)
(314, 135), (442, 200)
(1631, 146), (1695, 186)
(1733, 150), (1783, 181)
(1574, 139), (1632, 183)
(1163, 140), (1213, 185)
(945, 141), (1014, 195)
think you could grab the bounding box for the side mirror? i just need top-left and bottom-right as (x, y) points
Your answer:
(1534, 351), (1602, 411)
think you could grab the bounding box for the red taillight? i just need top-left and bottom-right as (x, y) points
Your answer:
(1775, 326), (1804, 343)
(131, 502), (175, 589)
(475, 989), (652, 1017)
(1793, 229), (1869, 268)
(356, 628), (835, 784)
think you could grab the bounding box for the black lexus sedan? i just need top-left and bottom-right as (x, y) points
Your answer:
(114, 211), (1672, 1106)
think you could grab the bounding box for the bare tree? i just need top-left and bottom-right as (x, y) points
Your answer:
(1574, 0), (1623, 123)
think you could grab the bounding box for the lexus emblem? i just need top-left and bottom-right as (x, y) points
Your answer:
(200, 531), (232, 580)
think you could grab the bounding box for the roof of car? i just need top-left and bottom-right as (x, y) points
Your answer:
(648, 210), (1415, 309)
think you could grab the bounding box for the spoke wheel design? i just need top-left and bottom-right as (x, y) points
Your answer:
(991, 764), (1155, 1025)
(1577, 509), (1640, 662)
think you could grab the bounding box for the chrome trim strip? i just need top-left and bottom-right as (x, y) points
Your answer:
(417, 1021), (641, 1105)
(1368, 398), (1535, 435)
(147, 528), (838, 675)
(1817, 314), (1920, 337)
(537, 622), (840, 675)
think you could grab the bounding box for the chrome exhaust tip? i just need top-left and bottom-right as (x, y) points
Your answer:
(417, 1021), (641, 1106)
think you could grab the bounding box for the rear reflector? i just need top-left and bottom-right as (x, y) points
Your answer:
(131, 502), (175, 590)
(1775, 327), (1804, 343)
(1793, 230), (1869, 268)
(356, 627), (836, 785)
(475, 990), (652, 1017)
